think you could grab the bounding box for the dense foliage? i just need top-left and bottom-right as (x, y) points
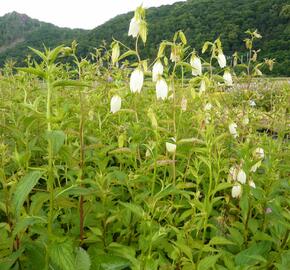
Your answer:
(0, 5), (289, 270)
(1, 0), (290, 76)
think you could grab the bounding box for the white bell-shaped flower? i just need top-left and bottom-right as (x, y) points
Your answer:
(232, 184), (242, 198)
(228, 166), (238, 182)
(237, 169), (246, 184)
(190, 56), (202, 76)
(249, 180), (256, 189)
(223, 71), (233, 86)
(156, 78), (168, 100)
(254, 147), (265, 159)
(181, 97), (187, 112)
(152, 61), (164, 82)
(229, 123), (238, 138)
(250, 160), (262, 173)
(249, 100), (256, 107)
(217, 52), (226, 68)
(110, 95), (122, 114)
(199, 79), (206, 93)
(242, 116), (249, 125)
(204, 103), (212, 111)
(130, 69), (144, 93)
(128, 17), (140, 38)
(166, 142), (176, 154)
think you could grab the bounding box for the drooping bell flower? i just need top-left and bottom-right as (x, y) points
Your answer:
(130, 68), (144, 93)
(249, 180), (256, 189)
(199, 79), (206, 94)
(128, 17), (140, 38)
(156, 78), (168, 100)
(190, 55), (202, 76)
(232, 184), (242, 198)
(217, 52), (226, 68)
(228, 166), (238, 182)
(229, 123), (238, 138)
(204, 103), (212, 111)
(181, 97), (187, 112)
(152, 61), (163, 82)
(110, 95), (122, 114)
(166, 142), (176, 154)
(254, 147), (265, 159)
(170, 46), (181, 62)
(237, 169), (246, 184)
(223, 71), (233, 86)
(249, 100), (256, 107)
(242, 116), (249, 125)
(111, 42), (120, 66)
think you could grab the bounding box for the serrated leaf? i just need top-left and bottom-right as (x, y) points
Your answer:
(28, 47), (47, 62)
(52, 80), (91, 88)
(209, 236), (235, 246)
(119, 202), (144, 218)
(75, 247), (91, 270)
(179, 31), (187, 45)
(46, 130), (66, 155)
(13, 216), (46, 237)
(17, 67), (46, 79)
(12, 171), (43, 217)
(197, 254), (221, 270)
(235, 241), (271, 266)
(49, 239), (75, 270)
(118, 50), (137, 61)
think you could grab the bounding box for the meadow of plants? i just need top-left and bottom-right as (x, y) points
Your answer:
(0, 6), (289, 270)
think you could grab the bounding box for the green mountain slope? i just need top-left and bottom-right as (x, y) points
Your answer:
(0, 0), (289, 75)
(78, 0), (290, 75)
(0, 12), (87, 65)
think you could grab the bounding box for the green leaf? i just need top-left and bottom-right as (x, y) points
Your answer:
(197, 254), (221, 270)
(0, 248), (24, 270)
(209, 236), (235, 246)
(52, 80), (91, 88)
(23, 241), (46, 270)
(118, 50), (137, 61)
(55, 185), (93, 199)
(46, 130), (66, 155)
(17, 67), (46, 79)
(75, 247), (91, 270)
(47, 45), (65, 63)
(239, 189), (249, 222)
(235, 241), (271, 266)
(28, 47), (48, 62)
(12, 170), (43, 217)
(13, 216), (46, 237)
(49, 239), (75, 270)
(119, 202), (144, 218)
(179, 31), (187, 45)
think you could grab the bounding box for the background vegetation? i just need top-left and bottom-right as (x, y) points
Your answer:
(0, 0), (289, 76)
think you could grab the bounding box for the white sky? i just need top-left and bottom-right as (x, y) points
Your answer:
(0, 0), (185, 29)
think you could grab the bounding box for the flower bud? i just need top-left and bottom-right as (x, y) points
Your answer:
(111, 42), (120, 66)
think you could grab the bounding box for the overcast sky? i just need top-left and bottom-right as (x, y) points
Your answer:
(0, 0), (186, 29)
